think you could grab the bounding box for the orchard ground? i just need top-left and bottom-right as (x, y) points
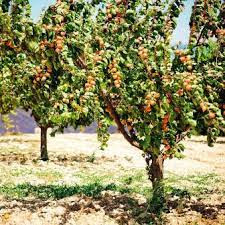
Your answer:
(0, 133), (224, 225)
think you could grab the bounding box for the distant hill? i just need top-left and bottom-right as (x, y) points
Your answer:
(0, 109), (117, 134)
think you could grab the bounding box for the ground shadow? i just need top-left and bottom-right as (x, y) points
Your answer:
(0, 183), (165, 224)
(0, 183), (225, 224)
(0, 152), (117, 165)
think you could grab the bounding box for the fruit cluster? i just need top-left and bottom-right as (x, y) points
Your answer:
(200, 103), (217, 119)
(182, 73), (196, 92)
(43, 23), (65, 34)
(5, 40), (14, 49)
(95, 36), (104, 49)
(144, 92), (160, 113)
(208, 111), (216, 119)
(93, 50), (104, 64)
(63, 93), (74, 104)
(0, 39), (15, 49)
(85, 75), (96, 91)
(106, 1), (124, 22)
(200, 102), (208, 113)
(175, 50), (193, 71)
(162, 114), (170, 132)
(54, 93), (75, 108)
(40, 24), (66, 53)
(138, 46), (148, 64)
(216, 29), (225, 36)
(33, 64), (52, 84)
(108, 60), (122, 88)
(55, 35), (64, 53)
(39, 39), (49, 50)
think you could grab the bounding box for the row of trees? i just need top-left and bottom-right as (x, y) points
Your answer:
(0, 0), (224, 204)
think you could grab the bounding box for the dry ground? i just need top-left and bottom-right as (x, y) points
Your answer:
(0, 133), (224, 225)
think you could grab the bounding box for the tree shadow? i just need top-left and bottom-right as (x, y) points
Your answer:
(166, 187), (225, 220)
(0, 183), (165, 224)
(0, 184), (224, 224)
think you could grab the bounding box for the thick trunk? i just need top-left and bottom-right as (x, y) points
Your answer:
(40, 126), (48, 161)
(145, 153), (165, 212)
(150, 155), (164, 188)
(145, 153), (164, 185)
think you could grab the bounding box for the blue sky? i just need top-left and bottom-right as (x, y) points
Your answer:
(30, 0), (194, 45)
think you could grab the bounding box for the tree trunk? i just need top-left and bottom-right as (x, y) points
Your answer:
(145, 153), (165, 213)
(40, 126), (48, 161)
(150, 155), (164, 187)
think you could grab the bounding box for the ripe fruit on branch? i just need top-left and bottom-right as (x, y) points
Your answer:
(95, 36), (104, 49)
(54, 36), (64, 53)
(85, 74), (96, 91)
(109, 60), (122, 88)
(116, 0), (122, 4)
(174, 49), (183, 55)
(106, 3), (112, 9)
(138, 46), (148, 63)
(54, 102), (60, 109)
(200, 102), (208, 112)
(94, 54), (103, 63)
(209, 112), (216, 119)
(144, 105), (151, 113)
(144, 92), (160, 111)
(69, 94), (74, 99)
(34, 65), (52, 84)
(216, 29), (225, 36)
(162, 114), (170, 131)
(5, 41), (14, 48)
(177, 89), (184, 96)
(185, 85), (192, 92)
(63, 98), (70, 104)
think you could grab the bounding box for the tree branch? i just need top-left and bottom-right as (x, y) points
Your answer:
(196, 23), (207, 46)
(101, 91), (140, 149)
(76, 55), (87, 69)
(175, 127), (191, 144)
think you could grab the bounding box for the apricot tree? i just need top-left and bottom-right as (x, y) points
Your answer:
(0, 0), (97, 160)
(63, 0), (225, 206)
(45, 0), (225, 193)
(0, 0), (20, 114)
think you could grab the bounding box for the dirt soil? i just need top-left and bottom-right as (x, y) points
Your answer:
(0, 133), (224, 225)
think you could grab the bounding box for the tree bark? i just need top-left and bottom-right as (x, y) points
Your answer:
(145, 152), (165, 212)
(40, 126), (48, 161)
(145, 153), (164, 185)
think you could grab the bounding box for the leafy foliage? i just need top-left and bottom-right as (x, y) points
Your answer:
(43, 0), (225, 159)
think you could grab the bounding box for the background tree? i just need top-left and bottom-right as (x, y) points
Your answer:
(188, 0), (225, 137)
(1, 0), (99, 160)
(0, 0), (23, 115)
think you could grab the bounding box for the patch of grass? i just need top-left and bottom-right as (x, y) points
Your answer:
(0, 146), (21, 154)
(86, 152), (96, 163)
(0, 182), (132, 199)
(165, 172), (225, 198)
(0, 167), (33, 184)
(75, 168), (151, 197)
(0, 168), (224, 203)
(74, 169), (225, 200)
(10, 168), (33, 177)
(34, 170), (63, 182)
